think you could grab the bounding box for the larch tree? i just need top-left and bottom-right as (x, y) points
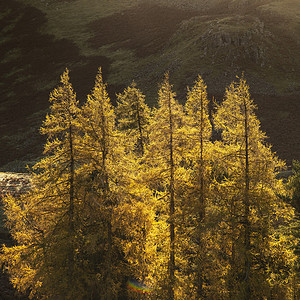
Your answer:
(78, 67), (155, 299)
(1, 69), (298, 300)
(184, 75), (215, 298)
(144, 73), (188, 299)
(78, 67), (124, 299)
(1, 69), (84, 299)
(115, 81), (159, 297)
(116, 81), (151, 156)
(287, 160), (300, 299)
(213, 76), (296, 299)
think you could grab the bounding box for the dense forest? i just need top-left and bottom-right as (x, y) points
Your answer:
(0, 68), (299, 299)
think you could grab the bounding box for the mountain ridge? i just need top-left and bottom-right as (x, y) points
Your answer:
(0, 0), (299, 170)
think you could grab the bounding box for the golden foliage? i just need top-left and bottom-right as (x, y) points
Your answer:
(0, 70), (297, 300)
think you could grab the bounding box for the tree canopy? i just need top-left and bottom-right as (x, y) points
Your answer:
(0, 70), (298, 300)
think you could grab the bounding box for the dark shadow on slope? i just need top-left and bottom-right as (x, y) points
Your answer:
(254, 94), (300, 166)
(0, 0), (110, 168)
(89, 3), (198, 57)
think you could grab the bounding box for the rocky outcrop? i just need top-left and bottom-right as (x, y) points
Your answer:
(0, 172), (32, 240)
(197, 16), (270, 67)
(0, 172), (31, 199)
(0, 173), (31, 298)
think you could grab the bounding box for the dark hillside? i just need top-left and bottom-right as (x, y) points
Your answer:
(0, 0), (299, 169)
(0, 0), (111, 169)
(251, 94), (300, 164)
(89, 3), (198, 57)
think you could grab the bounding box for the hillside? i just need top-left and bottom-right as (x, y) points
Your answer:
(0, 0), (299, 169)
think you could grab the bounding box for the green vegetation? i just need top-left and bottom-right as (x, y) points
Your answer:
(16, 0), (300, 94)
(1, 0), (299, 169)
(21, 0), (142, 56)
(0, 69), (298, 299)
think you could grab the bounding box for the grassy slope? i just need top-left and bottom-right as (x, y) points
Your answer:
(8, 0), (300, 94)
(12, 0), (300, 93)
(0, 0), (299, 170)
(20, 0), (142, 56)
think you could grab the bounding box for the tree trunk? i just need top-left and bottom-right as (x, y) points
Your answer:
(168, 92), (175, 300)
(196, 93), (206, 298)
(243, 99), (251, 300)
(136, 99), (145, 156)
(68, 123), (75, 285)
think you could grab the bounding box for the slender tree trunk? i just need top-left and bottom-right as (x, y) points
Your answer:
(68, 123), (75, 285)
(107, 208), (113, 299)
(243, 99), (251, 300)
(136, 99), (145, 156)
(229, 225), (236, 299)
(69, 124), (75, 232)
(168, 93), (175, 300)
(100, 103), (114, 299)
(196, 94), (206, 298)
(200, 94), (205, 221)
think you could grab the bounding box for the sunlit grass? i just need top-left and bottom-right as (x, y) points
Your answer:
(259, 0), (300, 19)
(258, 0), (300, 35)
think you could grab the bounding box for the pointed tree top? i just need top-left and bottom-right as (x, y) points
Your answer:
(95, 67), (104, 85)
(130, 80), (137, 88)
(60, 68), (70, 85)
(196, 74), (206, 87)
(188, 74), (207, 93)
(159, 71), (173, 93)
(163, 71), (170, 84)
